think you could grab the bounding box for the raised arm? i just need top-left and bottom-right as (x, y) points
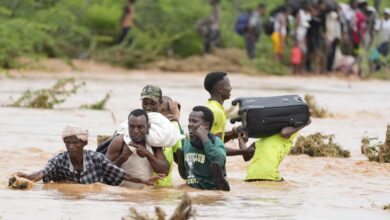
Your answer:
(280, 118), (311, 139)
(105, 134), (130, 167)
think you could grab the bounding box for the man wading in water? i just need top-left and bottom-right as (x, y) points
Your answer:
(12, 126), (163, 186)
(106, 109), (169, 188)
(178, 106), (230, 191)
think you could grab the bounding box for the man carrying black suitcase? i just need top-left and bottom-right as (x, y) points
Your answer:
(236, 118), (311, 182)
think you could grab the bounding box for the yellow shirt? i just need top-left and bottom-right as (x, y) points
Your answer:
(245, 133), (298, 181)
(156, 121), (182, 187)
(206, 100), (226, 141)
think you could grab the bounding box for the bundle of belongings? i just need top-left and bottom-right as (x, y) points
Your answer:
(97, 112), (184, 154)
(230, 95), (310, 138)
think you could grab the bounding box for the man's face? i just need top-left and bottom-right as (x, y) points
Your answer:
(142, 98), (159, 112)
(128, 115), (149, 143)
(188, 111), (209, 140)
(64, 136), (86, 157)
(217, 76), (232, 100)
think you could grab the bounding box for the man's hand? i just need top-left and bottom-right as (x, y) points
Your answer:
(13, 172), (27, 179)
(143, 173), (166, 185)
(168, 100), (180, 121)
(238, 131), (248, 145)
(195, 125), (209, 143)
(129, 142), (150, 158)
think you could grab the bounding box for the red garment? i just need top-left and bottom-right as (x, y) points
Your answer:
(291, 46), (302, 65)
(351, 10), (366, 45)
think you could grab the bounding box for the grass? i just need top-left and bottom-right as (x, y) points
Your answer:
(290, 132), (350, 158)
(6, 78), (85, 109)
(304, 94), (332, 118)
(361, 125), (390, 163)
(80, 93), (110, 110)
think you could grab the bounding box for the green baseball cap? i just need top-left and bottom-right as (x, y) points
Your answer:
(140, 85), (162, 103)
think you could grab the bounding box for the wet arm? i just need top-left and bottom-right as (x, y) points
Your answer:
(281, 118), (311, 139)
(223, 129), (238, 143)
(15, 171), (45, 182)
(147, 147), (169, 175)
(106, 135), (128, 167)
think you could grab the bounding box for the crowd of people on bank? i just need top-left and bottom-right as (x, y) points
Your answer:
(199, 0), (389, 76)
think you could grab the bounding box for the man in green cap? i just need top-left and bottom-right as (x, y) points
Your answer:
(106, 85), (182, 187)
(140, 85), (163, 112)
(139, 85), (183, 187)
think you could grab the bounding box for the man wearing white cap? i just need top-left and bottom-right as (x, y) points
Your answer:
(13, 125), (163, 185)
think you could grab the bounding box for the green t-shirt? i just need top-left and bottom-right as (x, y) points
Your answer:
(156, 121), (182, 187)
(245, 133), (298, 181)
(182, 136), (226, 190)
(206, 100), (226, 141)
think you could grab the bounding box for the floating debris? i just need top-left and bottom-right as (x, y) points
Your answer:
(7, 78), (85, 109)
(290, 132), (350, 158)
(304, 94), (332, 118)
(9, 174), (34, 190)
(361, 125), (390, 163)
(122, 193), (195, 220)
(80, 93), (110, 110)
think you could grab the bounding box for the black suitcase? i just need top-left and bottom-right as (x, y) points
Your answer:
(230, 95), (309, 138)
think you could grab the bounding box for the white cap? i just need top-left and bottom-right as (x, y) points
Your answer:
(385, 8), (390, 15)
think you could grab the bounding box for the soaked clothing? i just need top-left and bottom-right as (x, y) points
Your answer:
(245, 133), (298, 181)
(182, 136), (226, 190)
(207, 99), (226, 141)
(157, 121), (182, 187)
(119, 142), (154, 189)
(42, 150), (125, 185)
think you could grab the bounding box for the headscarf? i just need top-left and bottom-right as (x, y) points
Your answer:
(62, 125), (89, 142)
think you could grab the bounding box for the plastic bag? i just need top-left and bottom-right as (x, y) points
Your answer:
(116, 112), (184, 147)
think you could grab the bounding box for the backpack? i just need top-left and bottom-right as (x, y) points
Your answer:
(263, 16), (275, 36)
(235, 13), (250, 35)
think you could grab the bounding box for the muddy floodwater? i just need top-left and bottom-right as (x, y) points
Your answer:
(1, 70), (390, 219)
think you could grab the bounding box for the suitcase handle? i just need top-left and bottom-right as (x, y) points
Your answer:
(230, 116), (241, 124)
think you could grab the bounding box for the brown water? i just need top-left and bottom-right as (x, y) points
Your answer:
(1, 70), (390, 219)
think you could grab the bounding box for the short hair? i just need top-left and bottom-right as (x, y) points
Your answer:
(128, 109), (149, 124)
(204, 71), (227, 93)
(192, 106), (214, 128)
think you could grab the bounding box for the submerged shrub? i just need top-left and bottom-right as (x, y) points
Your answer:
(7, 78), (85, 109)
(290, 132), (350, 158)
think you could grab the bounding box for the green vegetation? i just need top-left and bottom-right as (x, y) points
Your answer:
(0, 0), (389, 76)
(290, 132), (350, 158)
(80, 93), (110, 110)
(6, 78), (85, 109)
